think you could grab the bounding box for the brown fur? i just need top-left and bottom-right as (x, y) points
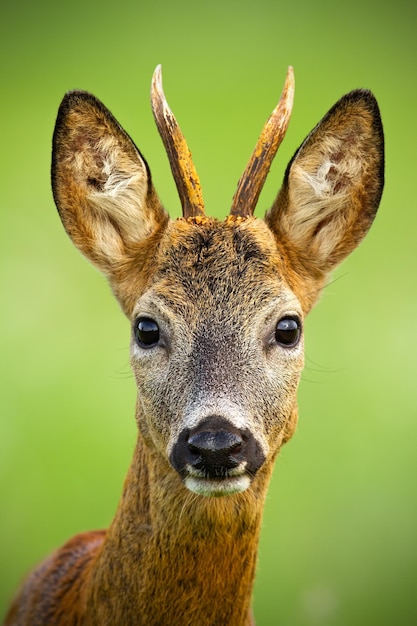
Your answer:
(5, 77), (384, 626)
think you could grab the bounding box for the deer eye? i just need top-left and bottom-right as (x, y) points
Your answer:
(134, 317), (160, 348)
(275, 316), (301, 347)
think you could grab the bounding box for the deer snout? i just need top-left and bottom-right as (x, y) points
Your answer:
(170, 417), (265, 496)
(187, 429), (244, 474)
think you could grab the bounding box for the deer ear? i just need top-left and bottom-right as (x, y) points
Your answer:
(265, 90), (384, 277)
(52, 91), (168, 274)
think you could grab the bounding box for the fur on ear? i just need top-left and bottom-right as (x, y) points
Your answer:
(52, 91), (168, 274)
(265, 89), (384, 278)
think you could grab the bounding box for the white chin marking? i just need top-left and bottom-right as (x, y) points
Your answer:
(185, 475), (251, 497)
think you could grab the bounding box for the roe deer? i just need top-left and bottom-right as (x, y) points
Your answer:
(4, 65), (384, 626)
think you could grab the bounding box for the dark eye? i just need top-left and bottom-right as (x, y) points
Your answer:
(134, 317), (160, 348)
(275, 317), (301, 347)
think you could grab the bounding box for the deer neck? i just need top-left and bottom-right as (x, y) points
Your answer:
(84, 435), (271, 626)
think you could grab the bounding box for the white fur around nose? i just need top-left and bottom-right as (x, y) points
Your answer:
(176, 397), (269, 457)
(184, 398), (249, 431)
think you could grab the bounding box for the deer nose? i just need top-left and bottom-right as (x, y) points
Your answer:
(170, 416), (265, 481)
(187, 429), (244, 472)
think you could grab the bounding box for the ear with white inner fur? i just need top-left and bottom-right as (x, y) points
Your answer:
(52, 91), (168, 275)
(265, 89), (384, 278)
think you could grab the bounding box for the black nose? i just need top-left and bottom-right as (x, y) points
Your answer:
(170, 416), (265, 480)
(187, 429), (244, 474)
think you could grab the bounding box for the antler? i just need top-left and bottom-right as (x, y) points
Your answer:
(151, 65), (205, 218)
(230, 66), (295, 218)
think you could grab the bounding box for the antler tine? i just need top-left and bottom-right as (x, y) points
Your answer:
(230, 66), (295, 218)
(151, 65), (205, 218)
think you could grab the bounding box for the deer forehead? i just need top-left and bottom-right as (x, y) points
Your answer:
(131, 217), (301, 322)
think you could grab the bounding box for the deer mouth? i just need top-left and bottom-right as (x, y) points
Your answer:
(170, 417), (266, 497)
(184, 471), (252, 497)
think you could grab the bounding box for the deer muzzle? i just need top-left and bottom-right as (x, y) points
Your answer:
(170, 416), (266, 497)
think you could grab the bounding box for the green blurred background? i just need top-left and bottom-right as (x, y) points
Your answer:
(1, 0), (416, 623)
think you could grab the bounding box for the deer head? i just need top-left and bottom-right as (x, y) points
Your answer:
(51, 66), (384, 498)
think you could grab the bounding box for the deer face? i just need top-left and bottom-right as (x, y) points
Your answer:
(129, 218), (304, 496)
(51, 67), (383, 498)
